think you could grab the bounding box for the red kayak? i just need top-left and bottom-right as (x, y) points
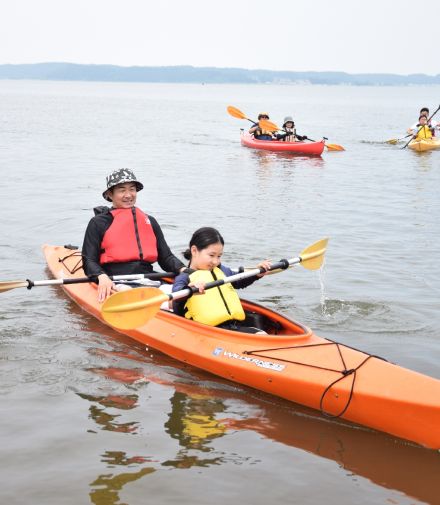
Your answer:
(241, 132), (325, 155)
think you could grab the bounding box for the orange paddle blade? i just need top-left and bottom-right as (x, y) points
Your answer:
(326, 143), (345, 151)
(227, 105), (247, 120)
(259, 119), (279, 132)
(101, 287), (168, 330)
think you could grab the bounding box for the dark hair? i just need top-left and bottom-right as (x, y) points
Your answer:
(183, 227), (224, 261)
(420, 107), (429, 114)
(419, 114), (427, 121)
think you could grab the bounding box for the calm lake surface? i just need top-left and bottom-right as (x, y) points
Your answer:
(0, 80), (439, 505)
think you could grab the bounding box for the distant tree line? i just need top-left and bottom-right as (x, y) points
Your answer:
(0, 62), (439, 85)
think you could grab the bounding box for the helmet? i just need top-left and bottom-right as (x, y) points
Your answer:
(283, 116), (294, 127)
(257, 112), (270, 120)
(102, 168), (144, 202)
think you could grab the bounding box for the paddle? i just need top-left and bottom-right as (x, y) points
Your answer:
(260, 120), (345, 151)
(0, 272), (176, 294)
(402, 104), (440, 149)
(227, 105), (257, 125)
(385, 134), (412, 145)
(101, 238), (328, 330)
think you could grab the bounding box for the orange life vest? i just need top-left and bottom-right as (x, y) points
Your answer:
(100, 207), (158, 264)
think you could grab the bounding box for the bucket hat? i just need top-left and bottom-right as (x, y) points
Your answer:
(102, 168), (144, 202)
(283, 116), (294, 127)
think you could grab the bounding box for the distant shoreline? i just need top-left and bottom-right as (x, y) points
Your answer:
(0, 62), (439, 86)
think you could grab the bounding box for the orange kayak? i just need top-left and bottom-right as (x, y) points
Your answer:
(43, 244), (440, 449)
(241, 132), (325, 155)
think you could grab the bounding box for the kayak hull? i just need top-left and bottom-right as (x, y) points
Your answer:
(43, 245), (440, 449)
(241, 132), (325, 155)
(408, 138), (440, 152)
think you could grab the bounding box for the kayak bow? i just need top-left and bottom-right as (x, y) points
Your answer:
(408, 138), (440, 152)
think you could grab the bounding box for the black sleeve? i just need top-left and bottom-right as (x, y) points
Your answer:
(171, 272), (190, 316)
(149, 215), (185, 273)
(81, 214), (111, 277)
(221, 265), (259, 289)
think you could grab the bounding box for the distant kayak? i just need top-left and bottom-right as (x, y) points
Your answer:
(241, 132), (325, 155)
(408, 138), (440, 152)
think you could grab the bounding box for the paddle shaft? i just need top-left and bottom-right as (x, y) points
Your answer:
(387, 133), (412, 144)
(101, 238), (328, 322)
(169, 257), (299, 303)
(260, 120), (341, 149)
(226, 106), (257, 125)
(20, 272), (175, 290)
(403, 105), (440, 149)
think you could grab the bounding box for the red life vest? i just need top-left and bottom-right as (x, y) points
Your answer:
(100, 208), (158, 264)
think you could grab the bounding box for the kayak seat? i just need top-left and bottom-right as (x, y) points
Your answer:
(243, 310), (283, 335)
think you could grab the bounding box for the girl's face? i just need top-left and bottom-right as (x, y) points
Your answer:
(190, 242), (224, 270)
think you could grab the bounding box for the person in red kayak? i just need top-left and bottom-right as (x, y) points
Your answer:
(249, 112), (276, 140)
(276, 116), (308, 142)
(172, 227), (271, 332)
(82, 168), (185, 302)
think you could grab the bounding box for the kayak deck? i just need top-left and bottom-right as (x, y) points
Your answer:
(408, 138), (440, 152)
(240, 132), (325, 155)
(43, 244), (440, 449)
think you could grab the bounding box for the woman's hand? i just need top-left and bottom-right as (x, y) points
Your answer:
(256, 260), (271, 277)
(97, 273), (115, 303)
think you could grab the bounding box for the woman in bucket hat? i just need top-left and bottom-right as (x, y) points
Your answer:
(82, 168), (185, 302)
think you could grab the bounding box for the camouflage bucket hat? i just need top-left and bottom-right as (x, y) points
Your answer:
(102, 168), (144, 202)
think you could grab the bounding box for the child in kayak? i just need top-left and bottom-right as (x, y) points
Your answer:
(411, 115), (435, 140)
(276, 116), (308, 142)
(172, 227), (271, 332)
(407, 107), (438, 136)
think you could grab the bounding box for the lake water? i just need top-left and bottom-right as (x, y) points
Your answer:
(0, 80), (439, 505)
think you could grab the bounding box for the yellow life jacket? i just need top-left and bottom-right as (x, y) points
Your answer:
(415, 125), (433, 140)
(184, 267), (245, 326)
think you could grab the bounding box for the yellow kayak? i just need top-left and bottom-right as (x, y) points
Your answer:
(408, 138), (440, 152)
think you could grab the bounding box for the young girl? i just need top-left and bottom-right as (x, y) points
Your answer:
(172, 227), (270, 332)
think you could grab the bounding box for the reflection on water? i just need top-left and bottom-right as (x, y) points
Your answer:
(251, 149), (325, 170)
(78, 391), (139, 433)
(82, 365), (155, 505)
(79, 352), (440, 505)
(163, 391), (227, 468)
(89, 466), (155, 505)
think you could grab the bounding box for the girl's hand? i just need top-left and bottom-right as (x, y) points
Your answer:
(256, 260), (271, 277)
(189, 281), (206, 294)
(97, 273), (115, 303)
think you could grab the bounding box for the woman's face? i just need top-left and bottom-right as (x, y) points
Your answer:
(190, 242), (224, 270)
(108, 182), (137, 208)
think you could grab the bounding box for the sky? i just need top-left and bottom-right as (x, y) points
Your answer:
(1, 0), (438, 76)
